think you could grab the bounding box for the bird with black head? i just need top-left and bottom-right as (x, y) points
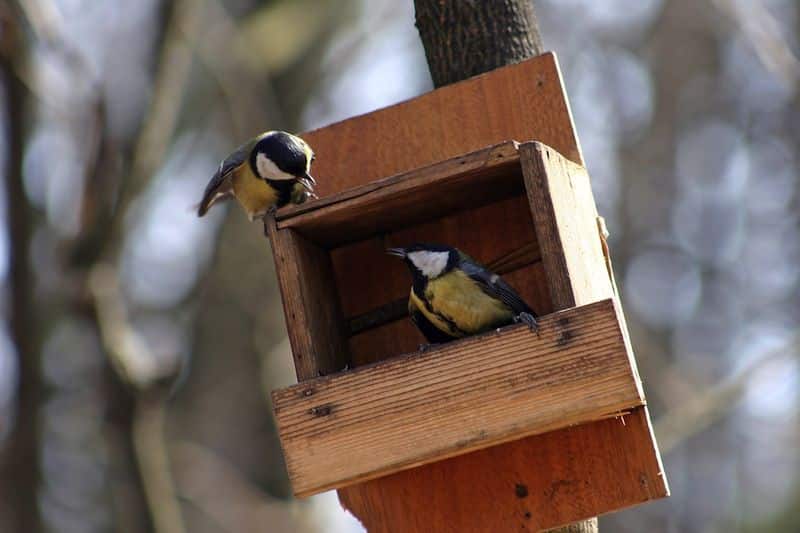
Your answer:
(197, 130), (317, 220)
(387, 243), (538, 345)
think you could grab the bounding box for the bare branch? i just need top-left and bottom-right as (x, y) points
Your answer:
(655, 335), (799, 454)
(711, 0), (800, 90)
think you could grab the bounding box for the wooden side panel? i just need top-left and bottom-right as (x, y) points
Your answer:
(265, 220), (349, 379)
(273, 300), (642, 497)
(523, 142), (614, 309)
(339, 406), (664, 533)
(301, 52), (582, 198)
(522, 142), (646, 401)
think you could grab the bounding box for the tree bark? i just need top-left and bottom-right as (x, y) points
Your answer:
(413, 1), (598, 532)
(414, 0), (544, 88)
(0, 6), (42, 532)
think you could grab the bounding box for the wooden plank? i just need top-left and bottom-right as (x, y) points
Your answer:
(338, 406), (664, 533)
(522, 141), (646, 401)
(272, 299), (643, 497)
(299, 52), (582, 199)
(278, 142), (523, 248)
(264, 220), (349, 379)
(523, 141), (615, 309)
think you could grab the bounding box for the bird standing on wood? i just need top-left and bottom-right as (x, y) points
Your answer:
(387, 243), (537, 344)
(197, 130), (317, 220)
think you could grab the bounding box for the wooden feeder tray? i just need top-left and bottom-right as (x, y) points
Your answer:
(266, 53), (668, 532)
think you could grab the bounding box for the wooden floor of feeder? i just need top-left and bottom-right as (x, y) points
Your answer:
(273, 298), (642, 497)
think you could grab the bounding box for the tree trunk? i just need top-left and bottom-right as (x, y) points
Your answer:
(414, 0), (544, 88)
(0, 7), (42, 532)
(413, 2), (598, 532)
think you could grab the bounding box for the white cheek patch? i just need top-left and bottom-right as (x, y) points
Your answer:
(256, 153), (295, 181)
(408, 251), (449, 278)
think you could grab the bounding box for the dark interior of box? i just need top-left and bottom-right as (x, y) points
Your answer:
(284, 163), (555, 369)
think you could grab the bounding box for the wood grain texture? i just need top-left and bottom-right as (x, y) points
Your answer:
(296, 52), (582, 200)
(522, 142), (614, 309)
(338, 406), (665, 533)
(272, 299), (643, 497)
(264, 219), (349, 379)
(278, 142), (523, 248)
(522, 142), (646, 402)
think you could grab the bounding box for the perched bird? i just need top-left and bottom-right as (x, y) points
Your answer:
(197, 130), (317, 220)
(387, 243), (537, 344)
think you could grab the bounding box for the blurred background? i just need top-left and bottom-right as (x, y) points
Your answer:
(0, 0), (798, 531)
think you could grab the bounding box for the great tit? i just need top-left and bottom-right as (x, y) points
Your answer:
(197, 130), (317, 220)
(387, 243), (538, 344)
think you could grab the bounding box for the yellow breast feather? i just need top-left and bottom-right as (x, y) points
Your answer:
(232, 165), (279, 220)
(414, 270), (514, 336)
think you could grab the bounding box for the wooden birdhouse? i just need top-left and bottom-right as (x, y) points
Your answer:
(266, 53), (668, 532)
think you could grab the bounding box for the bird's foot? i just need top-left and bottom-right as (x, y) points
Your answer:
(257, 205), (279, 222)
(317, 362), (350, 377)
(514, 312), (539, 335)
(418, 343), (434, 353)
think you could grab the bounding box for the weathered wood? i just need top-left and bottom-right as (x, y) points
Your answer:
(264, 219), (349, 379)
(523, 142), (615, 310)
(279, 141), (523, 248)
(339, 405), (665, 532)
(273, 299), (643, 497)
(299, 52), (582, 200)
(545, 518), (599, 533)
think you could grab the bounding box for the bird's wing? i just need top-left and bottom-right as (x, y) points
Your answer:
(197, 141), (251, 217)
(459, 256), (534, 316)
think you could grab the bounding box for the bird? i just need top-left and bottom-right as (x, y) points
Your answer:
(387, 243), (537, 345)
(197, 130), (317, 220)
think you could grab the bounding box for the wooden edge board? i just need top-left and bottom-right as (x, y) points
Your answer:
(272, 298), (644, 497)
(275, 141), (521, 226)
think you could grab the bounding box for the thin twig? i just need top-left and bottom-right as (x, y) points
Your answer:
(132, 391), (186, 533)
(184, 0), (284, 136)
(711, 0), (800, 90)
(88, 264), (185, 533)
(119, 0), (201, 225)
(654, 335), (799, 454)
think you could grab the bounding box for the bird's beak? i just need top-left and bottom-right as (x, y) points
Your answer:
(298, 172), (316, 194)
(386, 247), (406, 258)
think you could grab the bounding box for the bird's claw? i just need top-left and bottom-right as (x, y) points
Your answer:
(418, 343), (433, 353)
(514, 312), (539, 335)
(317, 362), (350, 377)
